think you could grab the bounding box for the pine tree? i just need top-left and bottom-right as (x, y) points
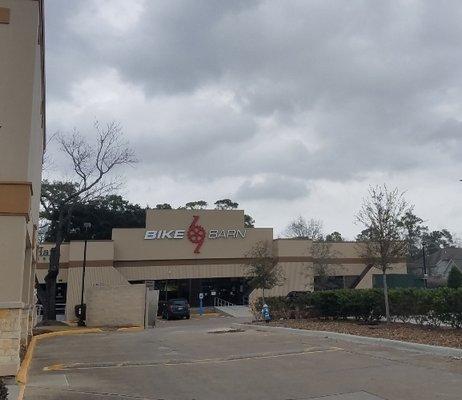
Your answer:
(447, 266), (462, 289)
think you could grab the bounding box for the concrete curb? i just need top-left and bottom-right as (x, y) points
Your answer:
(116, 326), (144, 332)
(235, 323), (462, 358)
(191, 312), (222, 318)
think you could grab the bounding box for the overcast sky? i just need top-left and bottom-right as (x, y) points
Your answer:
(45, 0), (462, 239)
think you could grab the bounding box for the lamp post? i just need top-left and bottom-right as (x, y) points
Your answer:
(422, 241), (428, 289)
(77, 222), (92, 326)
(164, 270), (172, 302)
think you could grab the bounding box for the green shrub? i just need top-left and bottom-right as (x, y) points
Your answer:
(0, 378), (7, 400)
(389, 288), (423, 323)
(410, 289), (433, 325)
(307, 289), (384, 322)
(354, 289), (384, 322)
(447, 266), (462, 289)
(252, 296), (292, 319)
(433, 287), (462, 328)
(310, 291), (341, 319)
(254, 287), (462, 328)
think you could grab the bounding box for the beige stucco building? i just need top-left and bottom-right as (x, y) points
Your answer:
(37, 209), (407, 322)
(0, 0), (45, 376)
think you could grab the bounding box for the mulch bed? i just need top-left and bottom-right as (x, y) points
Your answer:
(265, 319), (462, 349)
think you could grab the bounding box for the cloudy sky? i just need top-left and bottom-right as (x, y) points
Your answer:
(45, 0), (462, 239)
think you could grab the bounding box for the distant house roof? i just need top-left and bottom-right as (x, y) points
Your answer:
(427, 247), (462, 267)
(408, 247), (462, 277)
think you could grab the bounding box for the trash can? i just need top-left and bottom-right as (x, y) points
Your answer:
(74, 304), (86, 320)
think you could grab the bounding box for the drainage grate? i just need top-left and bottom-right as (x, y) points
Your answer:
(306, 392), (385, 400)
(207, 328), (245, 334)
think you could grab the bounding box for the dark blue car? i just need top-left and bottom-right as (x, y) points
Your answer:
(162, 298), (191, 320)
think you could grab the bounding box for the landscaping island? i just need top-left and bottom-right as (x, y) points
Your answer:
(253, 287), (462, 349)
(260, 319), (462, 348)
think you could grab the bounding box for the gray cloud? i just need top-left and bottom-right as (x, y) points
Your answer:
(235, 175), (309, 201)
(45, 0), (462, 236)
(50, 1), (462, 177)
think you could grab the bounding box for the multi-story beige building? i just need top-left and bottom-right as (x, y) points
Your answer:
(0, 0), (45, 376)
(37, 209), (407, 322)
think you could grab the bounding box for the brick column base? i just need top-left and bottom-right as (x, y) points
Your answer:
(0, 306), (35, 377)
(0, 308), (21, 376)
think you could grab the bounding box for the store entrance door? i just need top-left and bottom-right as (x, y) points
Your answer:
(151, 278), (250, 307)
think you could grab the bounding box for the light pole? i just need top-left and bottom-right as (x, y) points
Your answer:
(77, 222), (92, 326)
(422, 241), (428, 289)
(164, 270), (172, 302)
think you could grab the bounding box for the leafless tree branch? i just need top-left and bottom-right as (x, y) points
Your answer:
(41, 120), (137, 321)
(284, 216), (324, 240)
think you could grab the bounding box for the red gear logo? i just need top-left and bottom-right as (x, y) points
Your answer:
(187, 215), (206, 253)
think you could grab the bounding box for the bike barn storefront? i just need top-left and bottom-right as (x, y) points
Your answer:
(131, 277), (251, 307)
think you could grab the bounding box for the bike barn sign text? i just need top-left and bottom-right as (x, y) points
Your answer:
(144, 215), (247, 253)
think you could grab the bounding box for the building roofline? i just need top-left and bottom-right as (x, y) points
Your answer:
(36, 0), (46, 151)
(40, 240), (114, 245)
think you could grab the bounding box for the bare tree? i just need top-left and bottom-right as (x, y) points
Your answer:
(310, 241), (343, 290)
(39, 121), (137, 321)
(284, 216), (323, 240)
(285, 218), (344, 290)
(41, 132), (58, 172)
(284, 217), (340, 289)
(245, 241), (285, 303)
(356, 185), (410, 323)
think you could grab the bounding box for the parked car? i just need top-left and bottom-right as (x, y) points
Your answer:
(162, 298), (190, 320)
(286, 291), (311, 301)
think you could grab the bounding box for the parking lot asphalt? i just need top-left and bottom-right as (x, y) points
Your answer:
(25, 315), (462, 400)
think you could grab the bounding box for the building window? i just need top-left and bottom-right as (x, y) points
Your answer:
(0, 7), (10, 24)
(314, 275), (360, 291)
(314, 276), (343, 291)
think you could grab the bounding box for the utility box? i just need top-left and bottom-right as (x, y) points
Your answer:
(145, 286), (159, 328)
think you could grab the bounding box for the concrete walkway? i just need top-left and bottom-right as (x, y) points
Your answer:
(215, 305), (253, 318)
(24, 316), (462, 399)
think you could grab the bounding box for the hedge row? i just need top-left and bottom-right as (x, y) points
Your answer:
(253, 288), (462, 328)
(0, 378), (7, 400)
